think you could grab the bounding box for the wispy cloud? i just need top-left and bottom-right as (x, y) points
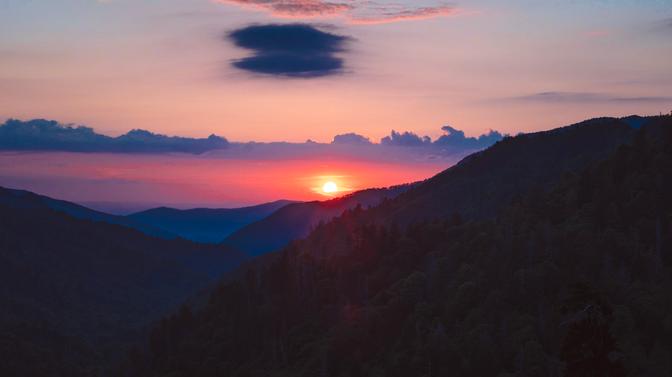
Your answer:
(215, 0), (459, 24)
(349, 6), (458, 25)
(217, 0), (353, 17)
(511, 91), (672, 104)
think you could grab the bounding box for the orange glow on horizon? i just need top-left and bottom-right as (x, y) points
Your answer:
(0, 152), (450, 208)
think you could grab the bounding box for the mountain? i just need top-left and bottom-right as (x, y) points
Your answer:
(222, 184), (415, 256)
(0, 187), (175, 239)
(224, 116), (647, 257)
(126, 200), (295, 244)
(0, 191), (248, 376)
(130, 115), (672, 377)
(366, 116), (645, 226)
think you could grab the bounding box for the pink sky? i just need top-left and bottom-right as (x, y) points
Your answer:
(2, 1), (670, 142)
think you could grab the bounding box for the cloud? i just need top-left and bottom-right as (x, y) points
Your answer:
(378, 126), (504, 150)
(434, 125), (503, 150)
(218, 0), (352, 17)
(1, 118), (504, 162)
(332, 132), (372, 145)
(349, 6), (458, 25)
(215, 0), (458, 25)
(227, 24), (350, 77)
(381, 130), (431, 147)
(0, 119), (229, 154)
(512, 91), (672, 104)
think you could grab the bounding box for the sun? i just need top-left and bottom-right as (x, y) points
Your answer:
(322, 181), (338, 194)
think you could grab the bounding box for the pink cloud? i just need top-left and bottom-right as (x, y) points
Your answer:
(349, 6), (458, 25)
(215, 0), (459, 24)
(216, 0), (353, 18)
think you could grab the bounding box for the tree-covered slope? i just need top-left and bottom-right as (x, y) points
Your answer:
(367, 117), (643, 226)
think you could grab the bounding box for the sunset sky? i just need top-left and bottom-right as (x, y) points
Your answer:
(1, 0), (671, 209)
(3, 0), (671, 141)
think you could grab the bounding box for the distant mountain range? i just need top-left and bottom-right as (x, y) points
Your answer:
(126, 200), (296, 244)
(222, 184), (416, 256)
(1, 181), (417, 253)
(0, 187), (175, 239)
(0, 188), (294, 244)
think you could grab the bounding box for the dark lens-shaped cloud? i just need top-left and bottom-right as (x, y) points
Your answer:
(227, 24), (350, 78)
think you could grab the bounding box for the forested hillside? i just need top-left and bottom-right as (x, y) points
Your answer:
(130, 117), (672, 377)
(0, 203), (246, 376)
(367, 117), (641, 226)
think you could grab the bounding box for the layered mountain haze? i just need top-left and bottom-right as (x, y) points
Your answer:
(0, 187), (176, 239)
(127, 200), (296, 244)
(223, 184), (415, 256)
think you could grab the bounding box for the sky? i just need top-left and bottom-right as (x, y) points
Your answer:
(2, 0), (671, 141)
(1, 0), (671, 209)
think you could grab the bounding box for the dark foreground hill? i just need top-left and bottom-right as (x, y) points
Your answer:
(222, 184), (414, 256)
(130, 116), (672, 377)
(0, 196), (247, 376)
(126, 200), (295, 244)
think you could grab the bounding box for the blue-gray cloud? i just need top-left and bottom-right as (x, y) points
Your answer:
(227, 24), (350, 78)
(0, 119), (504, 163)
(434, 125), (503, 149)
(332, 133), (371, 145)
(379, 127), (505, 150)
(381, 131), (431, 147)
(0, 119), (229, 154)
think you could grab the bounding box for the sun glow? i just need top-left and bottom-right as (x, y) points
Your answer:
(322, 181), (338, 194)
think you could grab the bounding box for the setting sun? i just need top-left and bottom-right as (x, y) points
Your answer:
(322, 181), (338, 194)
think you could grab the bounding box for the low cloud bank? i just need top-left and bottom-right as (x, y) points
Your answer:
(0, 119), (504, 161)
(0, 119), (229, 154)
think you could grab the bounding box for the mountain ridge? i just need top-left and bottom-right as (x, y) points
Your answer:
(126, 200), (297, 243)
(222, 183), (417, 256)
